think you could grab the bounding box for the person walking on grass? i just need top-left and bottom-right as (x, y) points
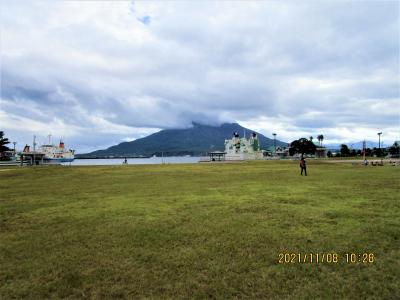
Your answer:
(300, 157), (307, 176)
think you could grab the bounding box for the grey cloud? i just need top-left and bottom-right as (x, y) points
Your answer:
(1, 1), (399, 148)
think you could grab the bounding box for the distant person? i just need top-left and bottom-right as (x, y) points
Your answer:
(123, 157), (128, 164)
(300, 157), (307, 176)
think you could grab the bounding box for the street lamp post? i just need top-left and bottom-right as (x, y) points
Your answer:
(13, 142), (17, 153)
(272, 133), (277, 154)
(377, 132), (382, 157)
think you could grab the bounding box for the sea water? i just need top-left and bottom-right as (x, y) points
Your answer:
(62, 156), (202, 166)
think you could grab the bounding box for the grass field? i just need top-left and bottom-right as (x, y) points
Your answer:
(0, 161), (399, 299)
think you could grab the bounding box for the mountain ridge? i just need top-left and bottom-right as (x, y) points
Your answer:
(83, 122), (287, 157)
(324, 141), (389, 150)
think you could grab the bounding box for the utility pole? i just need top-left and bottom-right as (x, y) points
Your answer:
(272, 133), (277, 154)
(13, 142), (17, 153)
(362, 140), (366, 161)
(377, 132), (382, 157)
(33, 135), (36, 166)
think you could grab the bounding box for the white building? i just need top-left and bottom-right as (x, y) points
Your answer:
(224, 132), (264, 160)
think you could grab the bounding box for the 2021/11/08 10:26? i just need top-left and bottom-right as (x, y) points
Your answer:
(345, 253), (375, 263)
(277, 253), (375, 264)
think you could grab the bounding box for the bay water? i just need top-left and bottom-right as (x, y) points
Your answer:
(62, 156), (202, 166)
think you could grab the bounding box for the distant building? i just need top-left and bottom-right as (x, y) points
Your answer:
(287, 140), (327, 158)
(314, 142), (327, 158)
(266, 146), (290, 158)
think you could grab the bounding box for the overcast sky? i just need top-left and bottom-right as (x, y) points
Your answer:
(1, 1), (399, 152)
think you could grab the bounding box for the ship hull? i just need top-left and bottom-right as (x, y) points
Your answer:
(43, 158), (74, 163)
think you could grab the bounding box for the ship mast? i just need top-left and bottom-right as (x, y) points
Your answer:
(33, 135), (36, 165)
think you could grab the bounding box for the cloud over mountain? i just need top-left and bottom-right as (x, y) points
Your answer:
(1, 1), (399, 152)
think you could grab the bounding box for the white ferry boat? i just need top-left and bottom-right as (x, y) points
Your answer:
(39, 140), (75, 163)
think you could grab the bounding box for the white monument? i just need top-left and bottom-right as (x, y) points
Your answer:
(224, 132), (264, 160)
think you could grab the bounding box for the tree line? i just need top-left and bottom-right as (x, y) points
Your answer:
(328, 143), (400, 158)
(288, 135), (399, 158)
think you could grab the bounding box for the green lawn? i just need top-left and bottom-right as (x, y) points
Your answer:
(0, 161), (399, 299)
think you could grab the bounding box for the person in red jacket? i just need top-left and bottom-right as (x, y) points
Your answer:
(300, 157), (307, 176)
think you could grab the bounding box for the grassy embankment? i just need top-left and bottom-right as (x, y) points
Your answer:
(0, 161), (399, 299)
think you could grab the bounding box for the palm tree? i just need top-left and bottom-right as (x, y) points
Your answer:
(317, 134), (324, 147)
